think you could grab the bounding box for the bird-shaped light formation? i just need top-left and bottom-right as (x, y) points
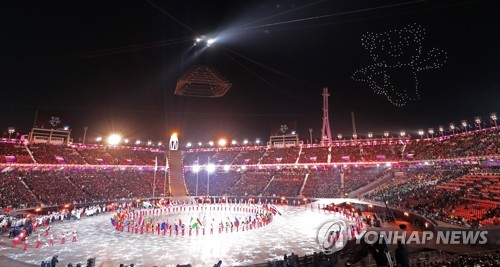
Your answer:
(352, 23), (447, 107)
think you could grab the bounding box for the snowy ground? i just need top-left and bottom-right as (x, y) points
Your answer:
(0, 202), (357, 267)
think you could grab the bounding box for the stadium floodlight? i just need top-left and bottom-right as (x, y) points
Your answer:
(418, 129), (424, 139)
(223, 165), (230, 172)
(7, 127), (15, 139)
(474, 117), (481, 124)
(96, 136), (102, 142)
(243, 139), (249, 145)
(186, 142), (192, 148)
(438, 126), (444, 132)
(107, 134), (122, 146)
(192, 164), (200, 173)
(255, 138), (261, 144)
(63, 126), (70, 131)
(461, 120), (468, 133)
(368, 132), (373, 138)
(218, 138), (227, 147)
(206, 164), (216, 173)
(147, 140), (152, 146)
(158, 141), (162, 146)
(400, 130), (406, 137)
(337, 133), (342, 140)
(383, 131), (389, 138)
(208, 141), (214, 147)
(231, 140), (237, 145)
(428, 128), (434, 138)
(449, 123), (455, 130)
(197, 142), (202, 147)
(352, 133), (357, 139)
(135, 140), (141, 145)
(124, 139), (129, 144)
(491, 113), (498, 124)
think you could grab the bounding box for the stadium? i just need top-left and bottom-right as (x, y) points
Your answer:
(2, 1), (500, 267)
(0, 113), (499, 266)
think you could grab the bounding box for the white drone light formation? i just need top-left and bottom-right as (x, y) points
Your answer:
(352, 23), (447, 107)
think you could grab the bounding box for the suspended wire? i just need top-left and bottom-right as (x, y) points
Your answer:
(239, 0), (478, 34)
(234, 0), (327, 30)
(145, 0), (199, 34)
(222, 49), (314, 104)
(238, 0), (428, 31)
(220, 45), (319, 90)
(1, 36), (193, 68)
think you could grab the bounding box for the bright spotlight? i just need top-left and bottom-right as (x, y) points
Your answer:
(243, 139), (249, 145)
(241, 165), (247, 170)
(207, 38), (216, 46)
(124, 139), (129, 144)
(158, 141), (162, 146)
(218, 139), (227, 147)
(107, 134), (121, 146)
(208, 141), (214, 146)
(186, 142), (192, 148)
(95, 137), (102, 142)
(255, 138), (261, 144)
(231, 140), (237, 145)
(135, 140), (141, 145)
(223, 165), (230, 171)
(207, 164), (216, 173)
(192, 164), (200, 173)
(198, 142), (202, 146)
(63, 126), (70, 131)
(147, 141), (152, 146)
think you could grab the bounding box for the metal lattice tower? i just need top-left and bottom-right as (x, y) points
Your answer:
(321, 87), (332, 146)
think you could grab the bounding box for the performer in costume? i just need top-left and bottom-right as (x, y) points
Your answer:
(72, 231), (77, 242)
(36, 233), (42, 248)
(23, 238), (28, 251)
(61, 232), (66, 244)
(49, 234), (54, 246)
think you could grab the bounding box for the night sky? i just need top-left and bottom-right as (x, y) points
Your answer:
(1, 0), (499, 144)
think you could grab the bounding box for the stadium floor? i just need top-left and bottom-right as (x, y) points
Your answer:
(0, 203), (355, 267)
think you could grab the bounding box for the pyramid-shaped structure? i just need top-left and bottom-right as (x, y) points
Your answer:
(174, 65), (232, 97)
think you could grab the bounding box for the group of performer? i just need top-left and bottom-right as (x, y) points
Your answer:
(110, 203), (281, 237)
(11, 226), (78, 251)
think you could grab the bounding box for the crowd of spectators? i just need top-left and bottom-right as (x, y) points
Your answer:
(298, 147), (328, 163)
(263, 171), (306, 197)
(0, 172), (38, 208)
(30, 143), (87, 164)
(21, 170), (89, 206)
(106, 148), (146, 165)
(227, 171), (273, 196)
(231, 148), (266, 165)
(260, 147), (300, 164)
(403, 128), (500, 160)
(364, 167), (500, 225)
(0, 142), (33, 164)
(302, 169), (342, 198)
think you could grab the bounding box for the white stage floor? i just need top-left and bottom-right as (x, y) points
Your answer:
(1, 201), (357, 267)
